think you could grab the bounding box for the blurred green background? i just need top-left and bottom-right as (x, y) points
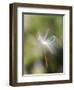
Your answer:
(23, 14), (63, 74)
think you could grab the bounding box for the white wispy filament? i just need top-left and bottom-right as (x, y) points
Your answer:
(37, 31), (57, 54)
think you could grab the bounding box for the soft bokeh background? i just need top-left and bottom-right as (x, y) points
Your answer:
(23, 14), (63, 74)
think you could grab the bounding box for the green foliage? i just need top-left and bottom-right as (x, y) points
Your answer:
(24, 14), (63, 74)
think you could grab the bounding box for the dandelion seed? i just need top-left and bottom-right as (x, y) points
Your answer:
(37, 31), (57, 54)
